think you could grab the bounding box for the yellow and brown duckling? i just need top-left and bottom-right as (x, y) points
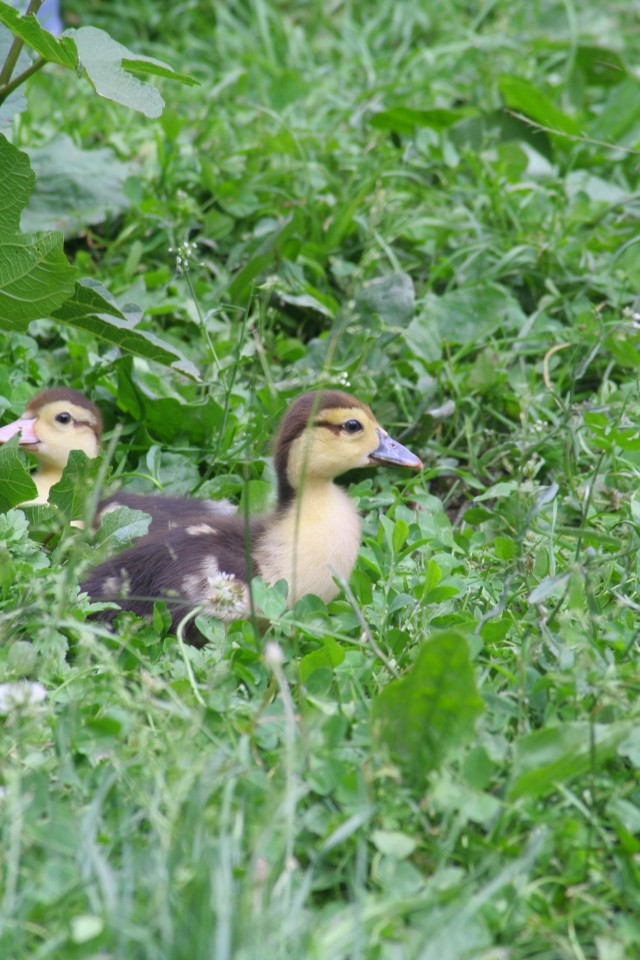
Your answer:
(82, 390), (422, 641)
(0, 388), (102, 505)
(0, 387), (234, 528)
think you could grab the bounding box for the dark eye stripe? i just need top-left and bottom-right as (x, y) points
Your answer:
(313, 418), (343, 435)
(313, 417), (364, 435)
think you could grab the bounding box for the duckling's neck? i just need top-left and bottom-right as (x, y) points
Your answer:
(25, 467), (64, 506)
(255, 478), (361, 604)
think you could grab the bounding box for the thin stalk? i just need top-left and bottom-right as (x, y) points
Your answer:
(0, 0), (44, 88)
(0, 56), (46, 103)
(182, 267), (221, 381)
(175, 609), (206, 707)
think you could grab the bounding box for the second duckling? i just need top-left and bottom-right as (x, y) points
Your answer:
(0, 387), (234, 530)
(82, 390), (422, 641)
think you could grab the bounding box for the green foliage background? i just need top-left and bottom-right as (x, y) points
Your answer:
(2, 0), (640, 957)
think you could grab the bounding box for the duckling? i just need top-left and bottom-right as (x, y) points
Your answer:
(0, 387), (234, 528)
(82, 390), (422, 641)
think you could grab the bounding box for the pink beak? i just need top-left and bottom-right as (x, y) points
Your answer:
(0, 416), (40, 445)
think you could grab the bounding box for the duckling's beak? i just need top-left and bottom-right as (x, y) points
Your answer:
(0, 417), (39, 446)
(369, 430), (423, 469)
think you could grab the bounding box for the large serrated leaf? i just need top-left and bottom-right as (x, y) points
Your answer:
(95, 505), (151, 550)
(0, 134), (34, 235)
(50, 279), (201, 381)
(48, 450), (104, 521)
(0, 4), (77, 66)
(0, 230), (77, 328)
(372, 630), (484, 786)
(0, 435), (37, 511)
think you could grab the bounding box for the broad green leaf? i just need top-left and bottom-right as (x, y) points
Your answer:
(392, 518), (409, 553)
(474, 480), (519, 502)
(372, 630), (484, 785)
(143, 445), (201, 494)
(509, 721), (631, 800)
(371, 829), (417, 858)
(370, 106), (467, 134)
(238, 479), (273, 516)
(0, 231), (77, 328)
(0, 4), (77, 68)
(404, 306), (442, 363)
(64, 27), (195, 118)
(566, 171), (628, 206)
(575, 45), (626, 88)
(499, 75), (582, 136)
(422, 284), (525, 345)
(50, 279), (201, 381)
(299, 637), (345, 682)
(0, 134), (34, 235)
(424, 558), (442, 593)
(251, 577), (288, 619)
(273, 289), (337, 321)
(0, 435), (37, 511)
(95, 506), (152, 550)
(355, 273), (415, 325)
(527, 571), (569, 605)
(21, 135), (132, 235)
(226, 212), (298, 302)
(48, 450), (104, 521)
(590, 77), (640, 142)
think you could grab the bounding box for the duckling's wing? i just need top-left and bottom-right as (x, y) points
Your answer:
(97, 492), (237, 533)
(82, 516), (261, 643)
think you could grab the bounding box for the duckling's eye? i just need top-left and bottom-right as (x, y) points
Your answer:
(343, 419), (363, 434)
(55, 412), (72, 425)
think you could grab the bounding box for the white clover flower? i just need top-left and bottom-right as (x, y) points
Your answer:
(0, 681), (47, 715)
(205, 571), (248, 619)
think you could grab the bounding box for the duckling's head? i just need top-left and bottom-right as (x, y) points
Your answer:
(275, 390), (422, 503)
(0, 388), (102, 470)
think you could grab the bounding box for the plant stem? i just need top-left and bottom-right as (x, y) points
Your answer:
(0, 57), (46, 104)
(183, 267), (221, 379)
(0, 0), (45, 88)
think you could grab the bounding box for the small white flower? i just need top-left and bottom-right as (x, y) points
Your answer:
(205, 572), (248, 618)
(0, 681), (47, 715)
(264, 642), (284, 667)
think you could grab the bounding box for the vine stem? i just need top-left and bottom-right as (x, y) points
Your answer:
(0, 0), (45, 89)
(0, 57), (46, 103)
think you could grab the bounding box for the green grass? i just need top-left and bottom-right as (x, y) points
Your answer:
(3, 0), (640, 957)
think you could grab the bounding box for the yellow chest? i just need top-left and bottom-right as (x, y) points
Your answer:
(255, 483), (361, 603)
(22, 470), (60, 506)
(22, 471), (84, 528)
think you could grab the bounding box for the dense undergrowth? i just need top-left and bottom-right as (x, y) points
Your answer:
(2, 0), (640, 957)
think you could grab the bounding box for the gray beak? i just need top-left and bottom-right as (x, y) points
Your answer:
(368, 430), (423, 469)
